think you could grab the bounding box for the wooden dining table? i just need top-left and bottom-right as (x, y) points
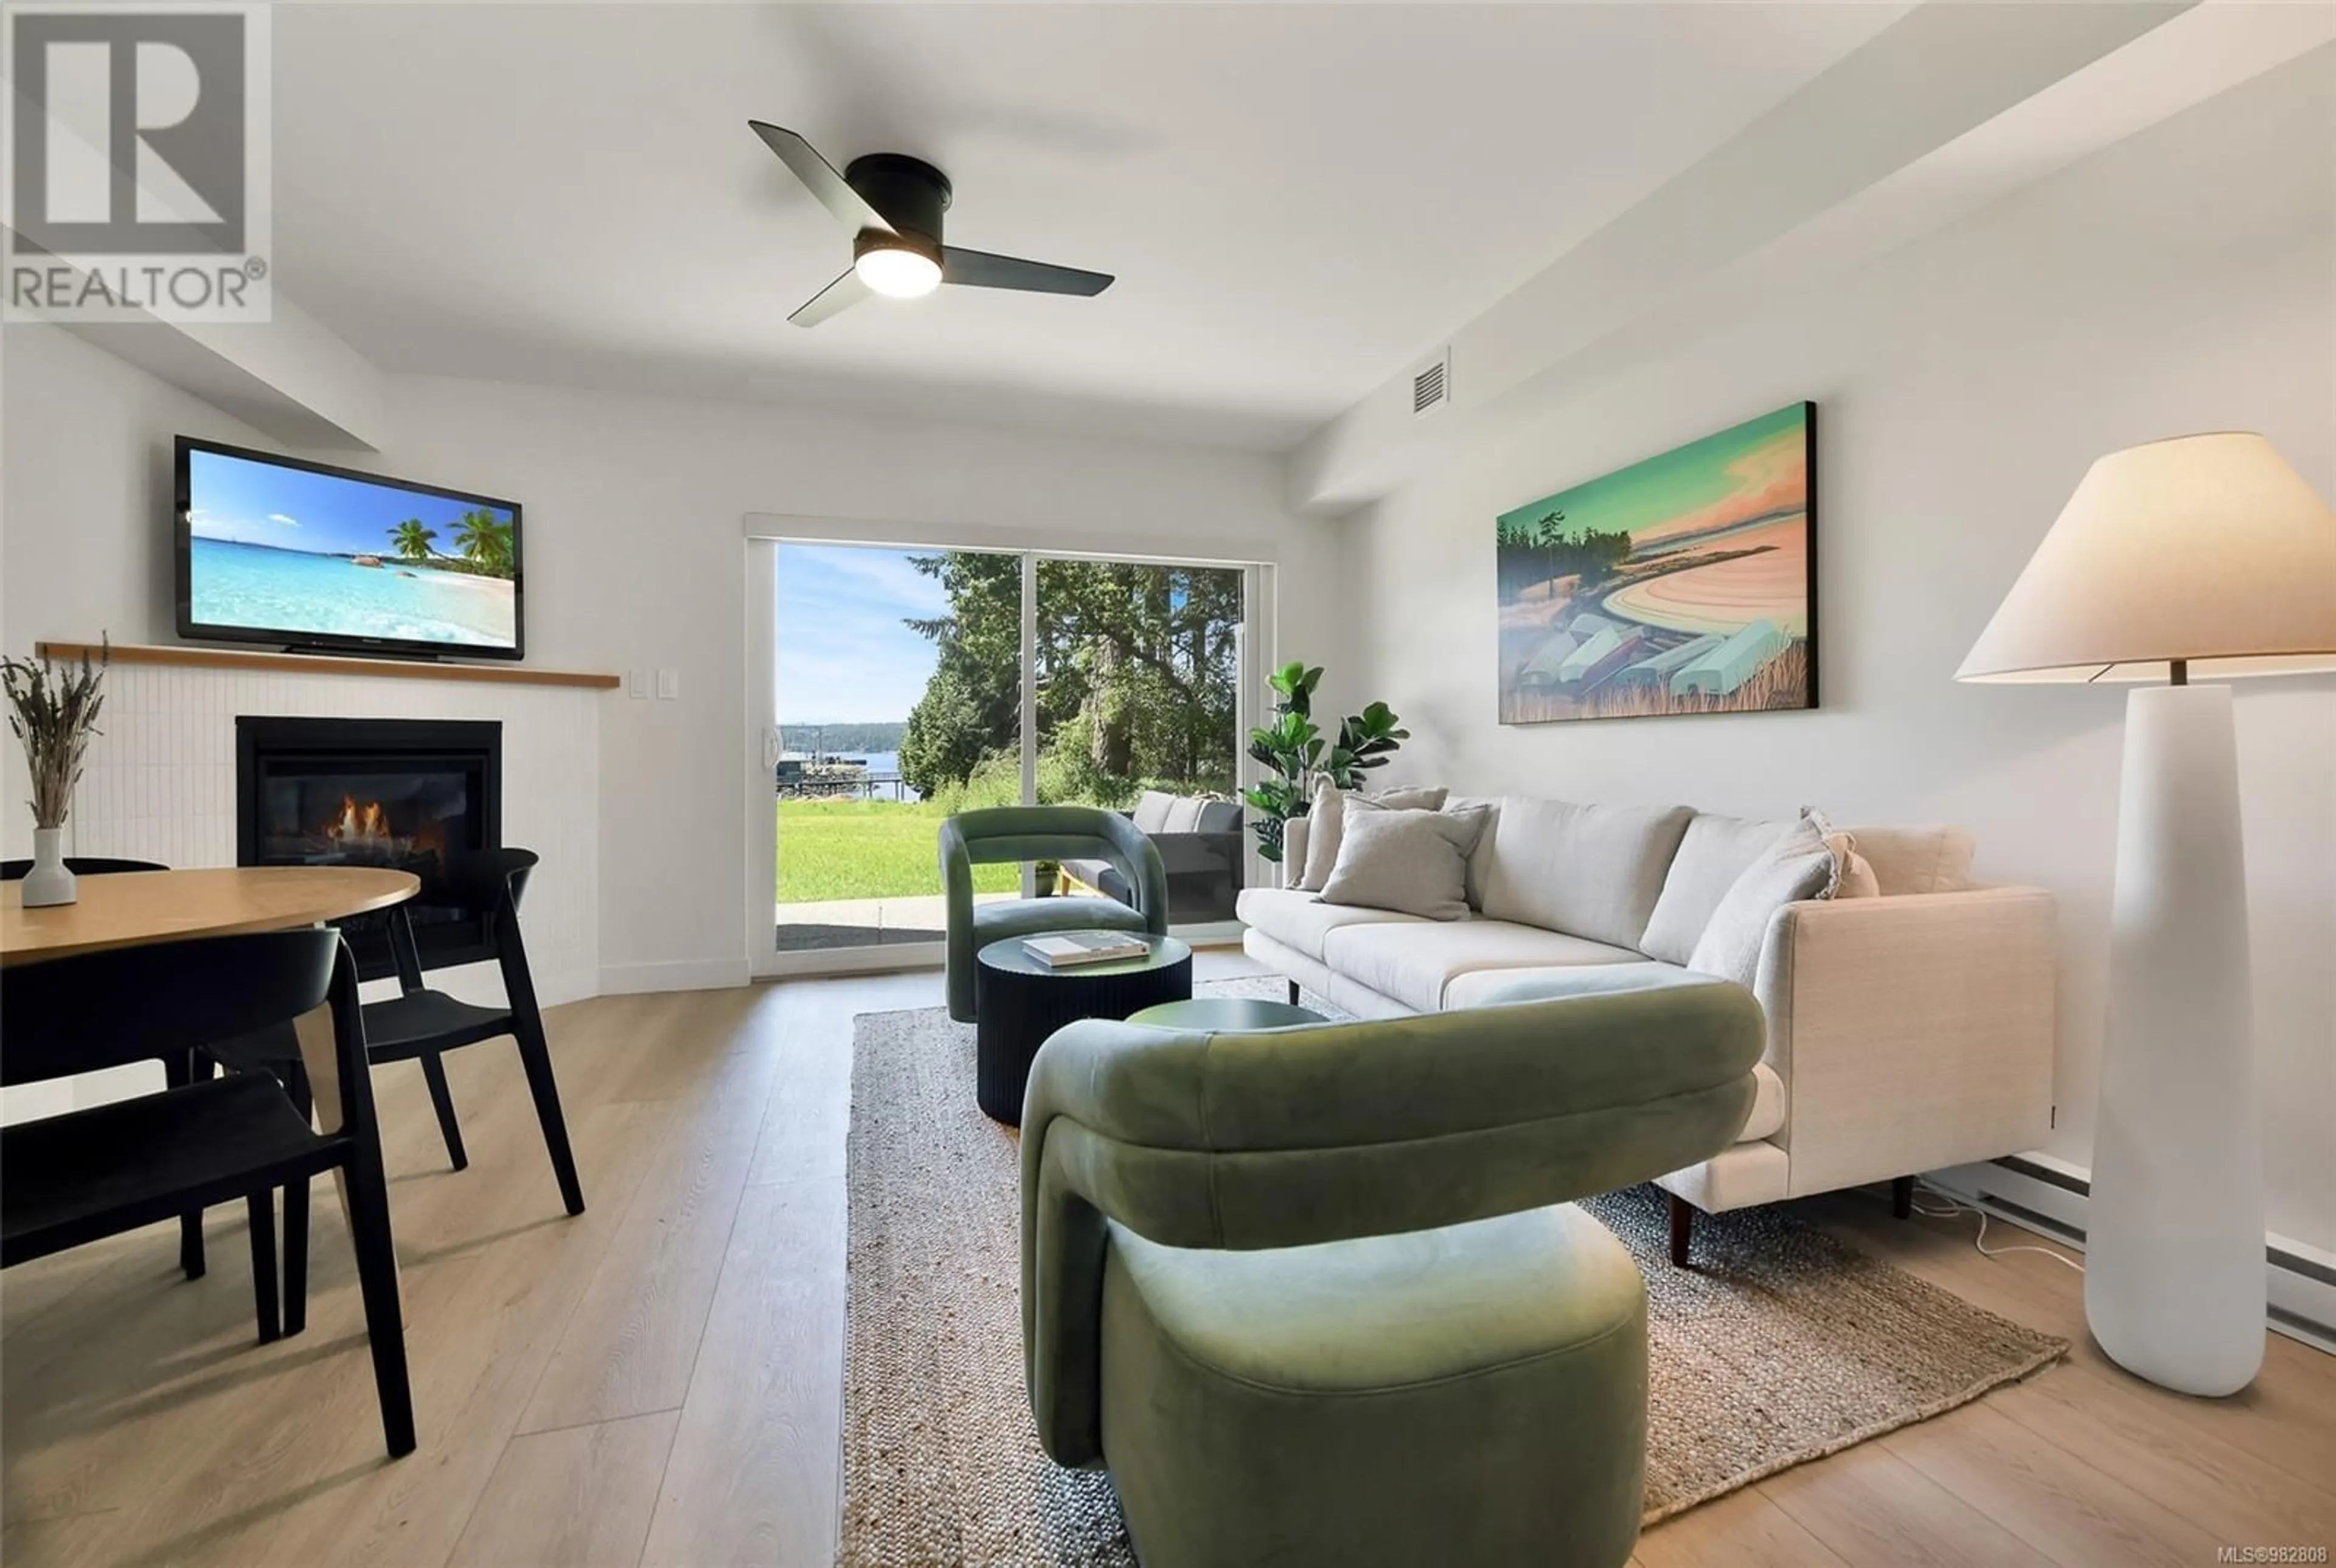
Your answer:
(3, 866), (423, 1297)
(2, 859), (419, 1119)
(1, 866), (418, 968)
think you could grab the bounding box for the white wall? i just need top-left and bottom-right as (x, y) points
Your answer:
(1, 320), (272, 651)
(1346, 56), (2335, 1251)
(1, 325), (1352, 994)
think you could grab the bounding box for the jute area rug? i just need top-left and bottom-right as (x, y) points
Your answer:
(839, 980), (2067, 1566)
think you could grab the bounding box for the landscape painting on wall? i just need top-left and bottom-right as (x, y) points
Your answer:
(1497, 401), (1816, 724)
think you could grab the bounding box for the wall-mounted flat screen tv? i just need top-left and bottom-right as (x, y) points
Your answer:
(175, 437), (524, 661)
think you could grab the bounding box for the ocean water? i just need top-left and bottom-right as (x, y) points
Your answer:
(189, 538), (516, 647)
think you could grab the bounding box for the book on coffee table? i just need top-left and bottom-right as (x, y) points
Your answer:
(1023, 932), (1149, 968)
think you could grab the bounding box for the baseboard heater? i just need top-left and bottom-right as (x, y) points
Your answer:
(1971, 1155), (2336, 1351)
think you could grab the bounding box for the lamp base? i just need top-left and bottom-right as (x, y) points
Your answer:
(2084, 682), (2264, 1396)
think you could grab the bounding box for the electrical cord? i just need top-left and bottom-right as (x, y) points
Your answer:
(1908, 1179), (2087, 1274)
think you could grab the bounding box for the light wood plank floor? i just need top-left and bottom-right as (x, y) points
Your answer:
(5, 961), (2331, 1567)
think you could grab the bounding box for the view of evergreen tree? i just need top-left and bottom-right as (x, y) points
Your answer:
(895, 552), (1242, 803)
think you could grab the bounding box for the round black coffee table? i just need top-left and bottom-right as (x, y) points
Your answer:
(975, 931), (1192, 1123)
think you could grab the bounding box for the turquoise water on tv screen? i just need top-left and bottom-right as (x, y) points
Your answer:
(189, 538), (517, 648)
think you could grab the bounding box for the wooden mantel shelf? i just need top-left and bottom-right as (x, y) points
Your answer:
(35, 642), (622, 691)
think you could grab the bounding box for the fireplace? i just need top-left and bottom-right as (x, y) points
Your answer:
(236, 716), (502, 976)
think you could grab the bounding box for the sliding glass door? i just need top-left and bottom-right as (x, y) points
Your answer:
(769, 543), (1019, 954)
(754, 538), (1259, 974)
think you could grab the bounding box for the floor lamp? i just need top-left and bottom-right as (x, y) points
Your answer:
(1956, 432), (2335, 1396)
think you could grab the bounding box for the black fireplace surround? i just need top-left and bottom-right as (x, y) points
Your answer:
(235, 716), (502, 976)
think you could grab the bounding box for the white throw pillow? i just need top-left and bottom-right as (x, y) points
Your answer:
(1318, 803), (1489, 922)
(1445, 794), (1503, 911)
(1298, 779), (1450, 892)
(1687, 809), (1845, 990)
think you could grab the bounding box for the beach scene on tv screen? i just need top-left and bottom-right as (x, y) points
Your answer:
(186, 449), (517, 648)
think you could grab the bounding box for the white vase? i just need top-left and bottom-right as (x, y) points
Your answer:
(20, 826), (77, 907)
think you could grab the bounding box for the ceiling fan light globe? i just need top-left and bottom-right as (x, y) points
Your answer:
(853, 245), (942, 299)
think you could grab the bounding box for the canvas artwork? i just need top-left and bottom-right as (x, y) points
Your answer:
(1496, 401), (1816, 724)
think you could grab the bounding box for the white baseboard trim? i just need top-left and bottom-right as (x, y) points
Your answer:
(597, 958), (754, 996)
(1925, 1154), (2336, 1356)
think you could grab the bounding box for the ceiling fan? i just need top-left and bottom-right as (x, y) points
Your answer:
(748, 122), (1114, 327)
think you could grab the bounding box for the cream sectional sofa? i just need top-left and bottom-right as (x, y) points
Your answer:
(1237, 796), (2056, 1261)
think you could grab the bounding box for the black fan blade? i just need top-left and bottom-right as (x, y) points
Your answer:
(940, 246), (1114, 297)
(788, 267), (871, 328)
(749, 121), (897, 237)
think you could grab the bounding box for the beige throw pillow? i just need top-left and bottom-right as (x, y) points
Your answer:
(1318, 803), (1489, 921)
(1826, 829), (1880, 898)
(1687, 808), (1846, 990)
(1298, 779), (1450, 891)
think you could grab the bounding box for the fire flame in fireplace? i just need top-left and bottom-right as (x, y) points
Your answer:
(327, 794), (394, 849)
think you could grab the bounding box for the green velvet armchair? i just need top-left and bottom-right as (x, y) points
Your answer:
(1021, 977), (1765, 1568)
(940, 806), (1169, 1023)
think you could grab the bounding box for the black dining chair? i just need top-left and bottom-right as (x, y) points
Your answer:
(1, 928), (416, 1457)
(263, 848), (583, 1331)
(368, 847), (583, 1212)
(0, 855), (226, 1285)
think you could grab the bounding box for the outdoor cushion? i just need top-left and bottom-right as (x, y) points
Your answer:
(1235, 887), (1423, 963)
(1638, 813), (1792, 966)
(1132, 791), (1177, 833)
(1058, 857), (1119, 896)
(1193, 799), (1242, 833)
(1477, 797), (1695, 949)
(1161, 797), (1206, 834)
(1321, 920), (1644, 1013)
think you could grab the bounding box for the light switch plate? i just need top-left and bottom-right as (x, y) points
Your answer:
(627, 668), (648, 700)
(656, 668), (681, 701)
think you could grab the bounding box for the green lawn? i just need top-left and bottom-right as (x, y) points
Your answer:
(776, 798), (1017, 903)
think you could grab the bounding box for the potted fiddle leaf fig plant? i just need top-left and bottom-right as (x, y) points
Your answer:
(4, 640), (108, 907)
(1241, 660), (1409, 866)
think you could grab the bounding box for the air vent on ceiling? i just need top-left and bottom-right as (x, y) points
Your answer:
(1412, 350), (1450, 418)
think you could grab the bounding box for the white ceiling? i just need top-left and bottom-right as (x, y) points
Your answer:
(270, 3), (1904, 449)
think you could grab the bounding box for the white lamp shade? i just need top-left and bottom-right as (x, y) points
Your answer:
(1958, 432), (2336, 683)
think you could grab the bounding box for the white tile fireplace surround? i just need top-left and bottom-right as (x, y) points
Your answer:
(29, 659), (602, 1008)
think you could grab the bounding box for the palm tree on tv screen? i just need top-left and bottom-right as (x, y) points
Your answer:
(389, 518), (437, 562)
(452, 508), (515, 577)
